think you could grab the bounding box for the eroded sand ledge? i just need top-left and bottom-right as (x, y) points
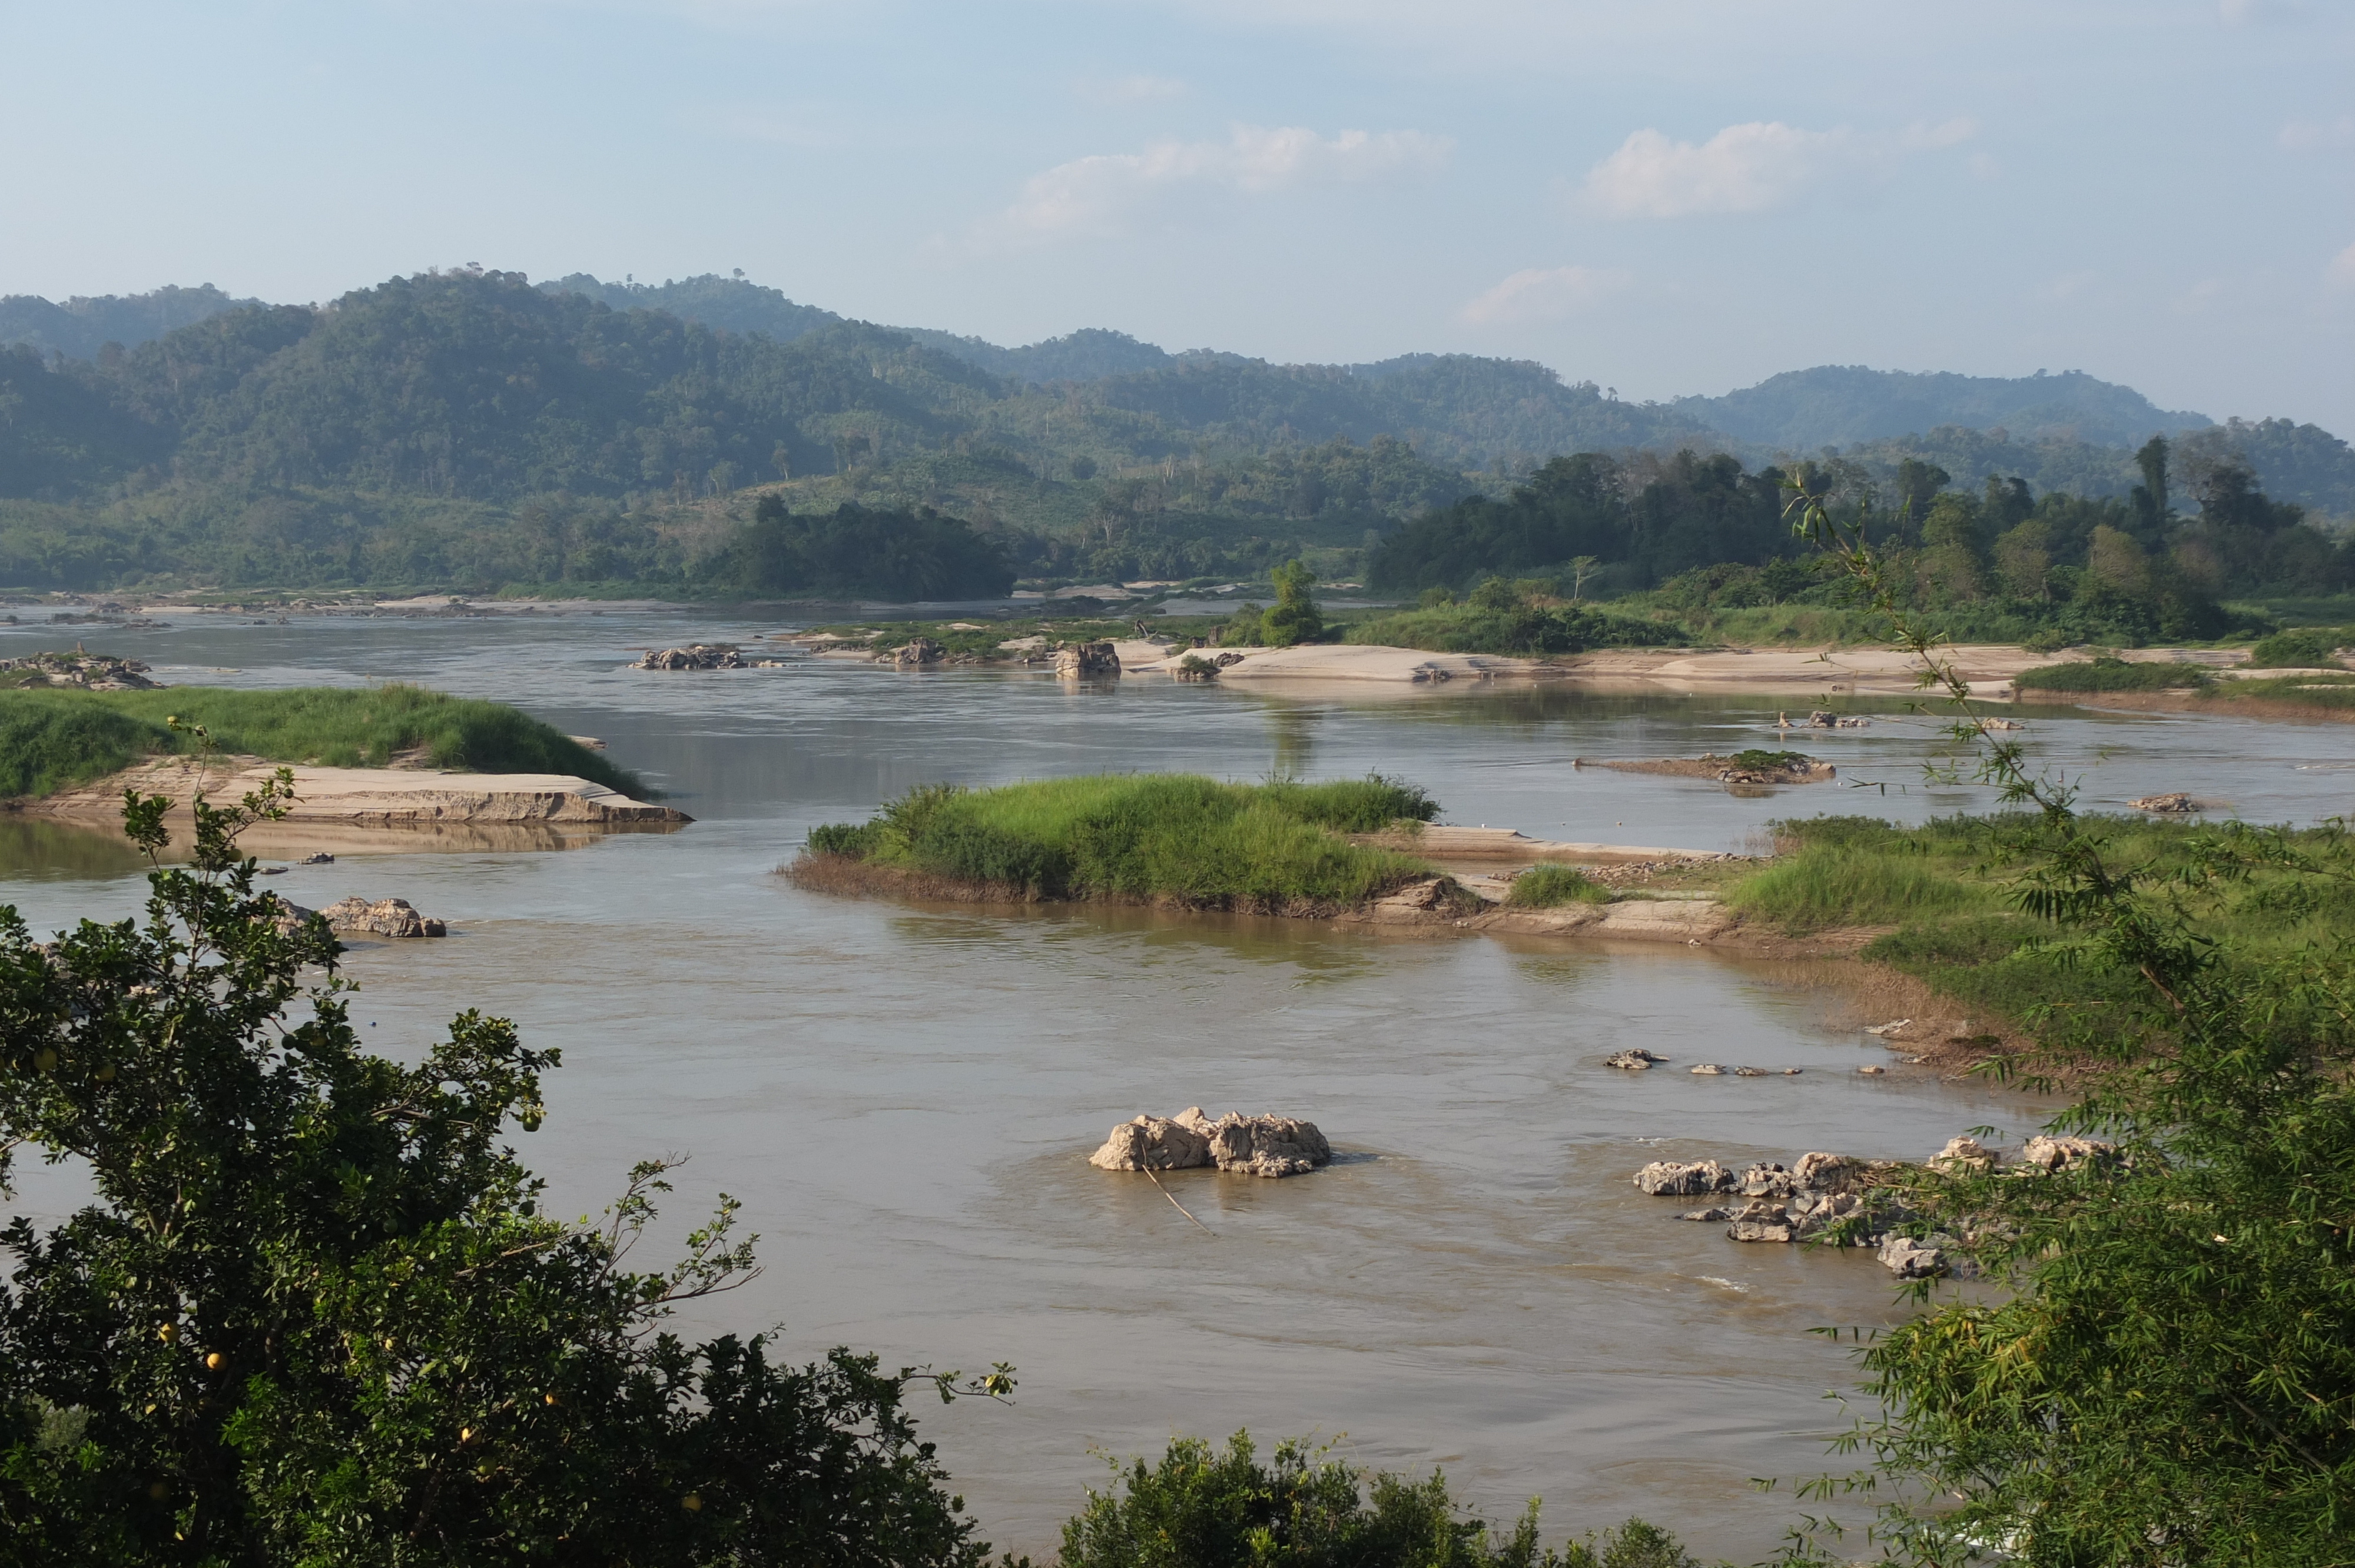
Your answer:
(14, 756), (690, 852)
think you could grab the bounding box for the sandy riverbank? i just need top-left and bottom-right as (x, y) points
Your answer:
(13, 755), (691, 855)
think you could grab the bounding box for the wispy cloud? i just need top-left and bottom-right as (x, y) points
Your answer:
(2329, 242), (2355, 291)
(987, 124), (1450, 244)
(2280, 115), (2355, 151)
(1460, 265), (1631, 325)
(1074, 74), (1190, 107)
(1583, 118), (1975, 219)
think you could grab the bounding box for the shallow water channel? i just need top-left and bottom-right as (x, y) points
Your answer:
(6, 606), (2354, 1556)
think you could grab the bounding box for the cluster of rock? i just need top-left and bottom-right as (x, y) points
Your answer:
(1173, 651), (1246, 682)
(1604, 1049), (1797, 1076)
(0, 650), (161, 690)
(1089, 1106), (1332, 1178)
(632, 645), (745, 670)
(1633, 1132), (2117, 1277)
(2130, 793), (2199, 813)
(891, 637), (944, 666)
(1054, 641), (1121, 678)
(274, 895), (448, 938)
(1780, 710), (1870, 730)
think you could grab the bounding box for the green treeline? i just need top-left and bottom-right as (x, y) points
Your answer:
(0, 685), (643, 798)
(1373, 440), (2331, 645)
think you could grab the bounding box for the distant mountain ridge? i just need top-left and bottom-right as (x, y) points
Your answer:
(0, 284), (266, 363)
(1, 271), (2346, 520)
(1674, 364), (2213, 450)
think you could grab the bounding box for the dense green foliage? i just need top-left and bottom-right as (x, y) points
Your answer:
(0, 783), (1007, 1564)
(805, 774), (1438, 907)
(1378, 440), (2330, 646)
(1671, 366), (2209, 450)
(1060, 1431), (1696, 1568)
(1501, 866), (1610, 908)
(727, 498), (1013, 600)
(0, 685), (644, 798)
(2244, 625), (2347, 667)
(1347, 579), (1683, 655)
(2012, 656), (2215, 692)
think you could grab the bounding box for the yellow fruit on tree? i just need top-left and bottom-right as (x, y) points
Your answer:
(682, 1494), (703, 1511)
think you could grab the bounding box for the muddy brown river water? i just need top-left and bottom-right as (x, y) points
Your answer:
(6, 605), (2354, 1557)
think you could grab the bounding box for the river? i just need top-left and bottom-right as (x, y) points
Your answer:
(5, 604), (2351, 1557)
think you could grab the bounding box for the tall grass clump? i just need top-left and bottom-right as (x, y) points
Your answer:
(803, 773), (1438, 908)
(0, 685), (646, 798)
(1725, 844), (1992, 932)
(1505, 865), (1612, 908)
(1060, 1430), (1696, 1568)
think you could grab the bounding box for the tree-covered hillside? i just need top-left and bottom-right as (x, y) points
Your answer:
(1675, 365), (2212, 450)
(0, 267), (2346, 597)
(0, 284), (262, 362)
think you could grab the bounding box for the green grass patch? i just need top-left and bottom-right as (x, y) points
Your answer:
(1725, 844), (1996, 932)
(0, 685), (644, 799)
(1504, 865), (1612, 908)
(2014, 657), (2215, 692)
(1747, 812), (2355, 1034)
(805, 773), (1438, 907)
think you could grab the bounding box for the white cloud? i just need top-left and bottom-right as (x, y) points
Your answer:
(2220, 0), (2308, 24)
(1584, 118), (1976, 219)
(991, 124), (1451, 242)
(1460, 265), (1632, 325)
(1075, 74), (1190, 106)
(2329, 242), (2355, 291)
(2280, 115), (2355, 151)
(2036, 269), (2099, 303)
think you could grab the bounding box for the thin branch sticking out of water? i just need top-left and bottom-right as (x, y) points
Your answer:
(1143, 1167), (1217, 1236)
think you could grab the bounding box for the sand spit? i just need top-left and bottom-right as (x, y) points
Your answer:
(1558, 643), (2051, 698)
(1120, 643), (1548, 683)
(1353, 826), (1735, 864)
(15, 756), (690, 853)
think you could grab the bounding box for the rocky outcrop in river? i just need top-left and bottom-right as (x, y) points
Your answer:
(1089, 1106), (1332, 1178)
(1053, 641), (1120, 678)
(632, 645), (745, 670)
(1634, 1134), (2117, 1277)
(273, 895), (447, 937)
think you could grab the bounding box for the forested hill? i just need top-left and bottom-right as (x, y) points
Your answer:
(0, 284), (265, 362)
(0, 265), (2349, 599)
(1673, 366), (2213, 450)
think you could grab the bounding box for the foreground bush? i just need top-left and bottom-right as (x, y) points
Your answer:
(0, 683), (644, 797)
(1062, 1432), (1696, 1568)
(0, 779), (1004, 1564)
(805, 773), (1439, 908)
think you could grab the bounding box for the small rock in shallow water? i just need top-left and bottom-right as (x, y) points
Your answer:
(1632, 1159), (1737, 1196)
(1605, 1048), (1666, 1069)
(1858, 1064), (1886, 1075)
(1676, 1206), (1734, 1222)
(1689, 1063), (1726, 1075)
(1732, 1065), (1767, 1077)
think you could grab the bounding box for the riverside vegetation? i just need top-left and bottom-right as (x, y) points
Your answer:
(1753, 470), (2355, 1563)
(798, 774), (1439, 911)
(0, 684), (643, 799)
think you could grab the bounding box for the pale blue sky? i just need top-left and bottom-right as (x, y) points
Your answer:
(5, 1), (2351, 432)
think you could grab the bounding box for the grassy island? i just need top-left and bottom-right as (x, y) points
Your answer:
(797, 773), (1439, 911)
(0, 684), (644, 799)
